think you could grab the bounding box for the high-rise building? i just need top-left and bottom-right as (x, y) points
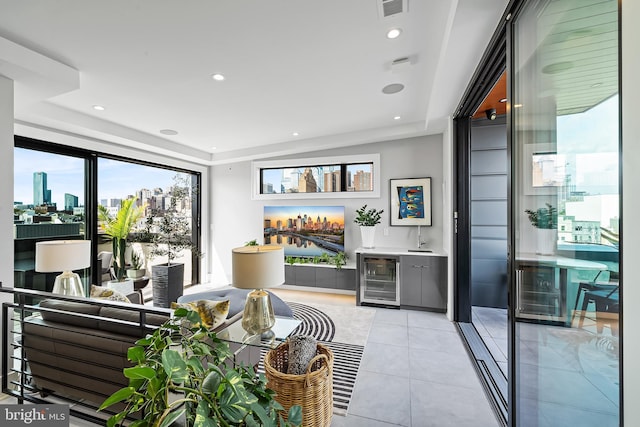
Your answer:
(353, 170), (372, 191)
(298, 168), (318, 193)
(324, 170), (341, 192)
(33, 171), (49, 205)
(64, 193), (79, 211)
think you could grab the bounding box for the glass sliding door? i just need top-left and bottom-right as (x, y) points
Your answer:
(98, 158), (200, 297)
(510, 0), (620, 425)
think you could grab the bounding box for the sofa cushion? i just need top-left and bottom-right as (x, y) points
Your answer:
(98, 306), (170, 336)
(39, 299), (101, 329)
(171, 299), (230, 329)
(177, 287), (294, 318)
(90, 284), (131, 303)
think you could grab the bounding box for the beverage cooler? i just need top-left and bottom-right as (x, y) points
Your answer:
(358, 255), (400, 306)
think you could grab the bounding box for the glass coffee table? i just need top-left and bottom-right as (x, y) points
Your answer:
(216, 316), (302, 366)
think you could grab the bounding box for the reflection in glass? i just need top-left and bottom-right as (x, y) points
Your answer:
(512, 0), (620, 425)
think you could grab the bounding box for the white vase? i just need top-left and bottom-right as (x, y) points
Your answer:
(360, 226), (376, 248)
(536, 228), (556, 255)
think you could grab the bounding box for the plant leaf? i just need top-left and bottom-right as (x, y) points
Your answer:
(162, 349), (189, 384)
(287, 405), (303, 426)
(202, 370), (222, 395)
(123, 366), (157, 380)
(158, 408), (186, 427)
(99, 387), (135, 410)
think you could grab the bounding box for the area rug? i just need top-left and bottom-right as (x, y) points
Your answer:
(259, 301), (375, 416)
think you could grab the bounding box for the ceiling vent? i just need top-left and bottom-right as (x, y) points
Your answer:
(379, 0), (406, 18)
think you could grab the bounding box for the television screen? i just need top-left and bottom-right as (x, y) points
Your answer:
(263, 206), (345, 258)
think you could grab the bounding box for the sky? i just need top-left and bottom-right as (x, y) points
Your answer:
(264, 205), (345, 227)
(14, 149), (182, 208)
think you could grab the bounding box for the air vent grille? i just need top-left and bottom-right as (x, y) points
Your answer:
(382, 0), (404, 17)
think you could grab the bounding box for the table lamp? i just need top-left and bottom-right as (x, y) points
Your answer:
(232, 245), (284, 336)
(35, 240), (91, 297)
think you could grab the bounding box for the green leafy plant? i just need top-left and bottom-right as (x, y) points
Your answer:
(244, 239), (259, 246)
(129, 250), (144, 270)
(525, 203), (557, 229)
(100, 197), (146, 281)
(354, 205), (383, 226)
(100, 308), (302, 427)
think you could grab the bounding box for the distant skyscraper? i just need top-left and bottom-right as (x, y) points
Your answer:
(33, 172), (49, 205)
(353, 170), (372, 191)
(65, 193), (79, 211)
(298, 168), (318, 193)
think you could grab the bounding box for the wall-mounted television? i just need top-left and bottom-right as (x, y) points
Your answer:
(263, 205), (345, 258)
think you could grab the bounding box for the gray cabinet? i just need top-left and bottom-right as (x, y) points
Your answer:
(284, 265), (356, 291)
(400, 255), (447, 311)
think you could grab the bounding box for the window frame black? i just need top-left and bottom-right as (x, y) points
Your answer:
(14, 135), (202, 286)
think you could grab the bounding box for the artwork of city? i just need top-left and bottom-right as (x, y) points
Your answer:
(263, 206), (345, 257)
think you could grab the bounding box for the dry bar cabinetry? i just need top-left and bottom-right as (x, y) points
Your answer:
(356, 248), (447, 311)
(400, 255), (447, 311)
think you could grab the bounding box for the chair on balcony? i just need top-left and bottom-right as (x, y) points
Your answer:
(577, 285), (619, 335)
(572, 270), (618, 324)
(97, 251), (114, 285)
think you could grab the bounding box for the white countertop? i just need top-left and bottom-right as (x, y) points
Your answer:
(355, 247), (447, 257)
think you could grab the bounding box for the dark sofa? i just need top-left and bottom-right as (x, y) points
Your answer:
(1, 287), (243, 421)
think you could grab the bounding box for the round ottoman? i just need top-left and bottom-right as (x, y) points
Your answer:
(176, 287), (293, 318)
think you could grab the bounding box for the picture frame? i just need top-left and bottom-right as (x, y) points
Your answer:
(389, 177), (432, 226)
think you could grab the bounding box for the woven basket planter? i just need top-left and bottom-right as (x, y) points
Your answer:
(264, 342), (334, 427)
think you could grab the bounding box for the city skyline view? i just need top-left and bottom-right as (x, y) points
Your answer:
(14, 149), (182, 209)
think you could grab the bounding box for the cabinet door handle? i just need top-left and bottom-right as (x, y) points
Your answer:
(412, 265), (421, 268)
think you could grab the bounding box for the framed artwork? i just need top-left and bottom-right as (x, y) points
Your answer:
(390, 177), (432, 226)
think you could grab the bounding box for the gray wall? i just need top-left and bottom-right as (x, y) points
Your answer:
(470, 120), (507, 308)
(210, 134), (444, 286)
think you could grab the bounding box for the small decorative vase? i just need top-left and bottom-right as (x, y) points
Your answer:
(536, 228), (556, 255)
(360, 226), (376, 248)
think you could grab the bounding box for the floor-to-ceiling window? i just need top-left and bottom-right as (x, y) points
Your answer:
(510, 1), (620, 425)
(13, 137), (202, 296)
(13, 144), (90, 291)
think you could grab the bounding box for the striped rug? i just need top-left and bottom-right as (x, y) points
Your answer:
(259, 302), (365, 416)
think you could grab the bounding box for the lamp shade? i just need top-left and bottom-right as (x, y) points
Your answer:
(232, 245), (284, 289)
(35, 240), (92, 273)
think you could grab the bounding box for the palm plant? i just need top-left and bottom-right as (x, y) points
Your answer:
(102, 197), (146, 281)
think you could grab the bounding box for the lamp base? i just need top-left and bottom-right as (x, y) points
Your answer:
(241, 289), (275, 335)
(52, 271), (85, 297)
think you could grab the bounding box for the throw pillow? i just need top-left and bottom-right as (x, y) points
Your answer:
(171, 299), (230, 330)
(287, 335), (318, 375)
(90, 284), (131, 303)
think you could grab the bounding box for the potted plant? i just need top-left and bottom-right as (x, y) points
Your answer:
(99, 308), (302, 427)
(126, 249), (146, 279)
(525, 203), (557, 255)
(148, 174), (201, 307)
(100, 197), (146, 287)
(354, 205), (383, 248)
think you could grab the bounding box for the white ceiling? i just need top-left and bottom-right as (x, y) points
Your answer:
(0, 0), (508, 165)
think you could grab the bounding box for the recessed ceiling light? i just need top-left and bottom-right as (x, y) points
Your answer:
(292, 132), (299, 136)
(499, 98), (507, 103)
(382, 83), (405, 94)
(394, 116), (401, 120)
(159, 129), (178, 136)
(92, 105), (105, 111)
(211, 73), (225, 81)
(386, 28), (402, 39)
